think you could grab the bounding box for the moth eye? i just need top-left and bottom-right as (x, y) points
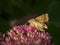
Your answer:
(26, 22), (30, 25)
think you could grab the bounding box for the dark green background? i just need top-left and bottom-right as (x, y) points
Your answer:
(0, 0), (60, 45)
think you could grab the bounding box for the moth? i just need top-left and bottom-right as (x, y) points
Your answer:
(28, 13), (49, 31)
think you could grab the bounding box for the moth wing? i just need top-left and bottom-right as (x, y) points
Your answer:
(35, 13), (49, 23)
(28, 19), (45, 31)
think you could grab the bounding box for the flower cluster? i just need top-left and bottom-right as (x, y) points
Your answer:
(0, 24), (52, 45)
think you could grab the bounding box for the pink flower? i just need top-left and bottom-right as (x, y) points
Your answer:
(13, 26), (24, 34)
(7, 30), (16, 38)
(0, 24), (52, 45)
(23, 24), (37, 33)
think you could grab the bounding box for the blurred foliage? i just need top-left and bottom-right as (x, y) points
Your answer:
(0, 0), (49, 17)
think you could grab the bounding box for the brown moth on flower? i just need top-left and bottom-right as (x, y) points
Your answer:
(28, 13), (49, 31)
